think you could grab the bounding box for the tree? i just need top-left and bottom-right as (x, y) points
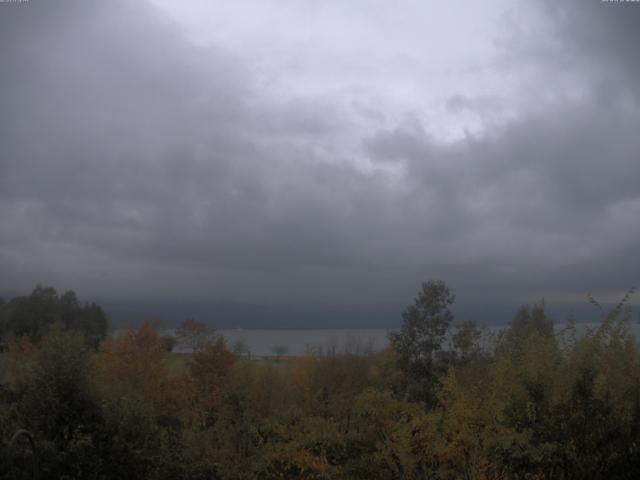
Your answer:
(498, 303), (554, 356)
(175, 318), (215, 352)
(3, 285), (60, 340)
(19, 327), (102, 478)
(189, 336), (236, 415)
(452, 320), (483, 362)
(160, 334), (177, 352)
(233, 339), (250, 358)
(389, 279), (455, 405)
(271, 344), (288, 361)
(0, 286), (108, 344)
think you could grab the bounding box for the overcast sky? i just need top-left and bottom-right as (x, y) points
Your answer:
(1, 0), (639, 324)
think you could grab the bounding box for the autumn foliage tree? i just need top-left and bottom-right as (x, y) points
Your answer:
(189, 335), (236, 419)
(175, 318), (216, 352)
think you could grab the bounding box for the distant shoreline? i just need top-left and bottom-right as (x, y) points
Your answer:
(120, 321), (640, 357)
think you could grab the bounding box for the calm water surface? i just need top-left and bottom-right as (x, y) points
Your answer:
(214, 322), (640, 357)
(216, 328), (391, 356)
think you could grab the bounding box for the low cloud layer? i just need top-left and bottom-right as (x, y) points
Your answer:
(1, 0), (638, 323)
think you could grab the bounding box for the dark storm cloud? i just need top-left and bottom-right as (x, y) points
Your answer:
(0, 0), (638, 316)
(535, 0), (640, 95)
(366, 98), (640, 294)
(364, 0), (640, 299)
(0, 0), (404, 303)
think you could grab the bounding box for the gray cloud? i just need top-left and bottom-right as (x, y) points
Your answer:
(0, 0), (638, 324)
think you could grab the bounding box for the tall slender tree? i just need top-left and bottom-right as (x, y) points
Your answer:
(389, 279), (455, 405)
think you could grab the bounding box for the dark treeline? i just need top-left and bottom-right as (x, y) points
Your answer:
(0, 285), (108, 345)
(1, 282), (639, 479)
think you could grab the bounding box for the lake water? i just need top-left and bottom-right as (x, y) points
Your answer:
(216, 328), (393, 356)
(212, 321), (640, 356)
